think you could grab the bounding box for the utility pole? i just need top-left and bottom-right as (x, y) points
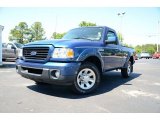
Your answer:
(157, 20), (160, 52)
(147, 20), (160, 52)
(117, 12), (126, 42)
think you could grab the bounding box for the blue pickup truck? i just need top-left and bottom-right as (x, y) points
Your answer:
(16, 26), (135, 94)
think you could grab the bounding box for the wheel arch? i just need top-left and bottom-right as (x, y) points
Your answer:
(82, 55), (103, 74)
(129, 56), (134, 65)
(123, 55), (135, 68)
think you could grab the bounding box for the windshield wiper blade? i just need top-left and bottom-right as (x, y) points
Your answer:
(73, 37), (92, 41)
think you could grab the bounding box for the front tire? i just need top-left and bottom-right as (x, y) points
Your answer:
(121, 61), (133, 78)
(72, 62), (100, 94)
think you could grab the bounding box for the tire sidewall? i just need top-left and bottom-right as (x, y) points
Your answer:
(121, 60), (133, 78)
(127, 61), (132, 76)
(73, 62), (100, 94)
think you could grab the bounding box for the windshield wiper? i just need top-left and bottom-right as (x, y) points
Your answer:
(73, 37), (93, 41)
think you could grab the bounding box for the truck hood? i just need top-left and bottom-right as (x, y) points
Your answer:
(25, 39), (103, 48)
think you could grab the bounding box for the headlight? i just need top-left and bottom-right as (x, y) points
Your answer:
(52, 48), (74, 58)
(18, 49), (23, 57)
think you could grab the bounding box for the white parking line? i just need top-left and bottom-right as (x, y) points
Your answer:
(122, 90), (160, 100)
(95, 105), (111, 112)
(153, 83), (160, 86)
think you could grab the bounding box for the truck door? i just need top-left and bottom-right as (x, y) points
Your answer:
(6, 43), (17, 59)
(103, 31), (123, 70)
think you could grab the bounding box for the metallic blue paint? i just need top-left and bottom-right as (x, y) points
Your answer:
(16, 26), (135, 85)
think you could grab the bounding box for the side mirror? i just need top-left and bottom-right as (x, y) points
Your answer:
(105, 36), (117, 44)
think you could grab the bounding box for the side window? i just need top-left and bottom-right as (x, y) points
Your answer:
(105, 31), (117, 45)
(7, 43), (14, 49)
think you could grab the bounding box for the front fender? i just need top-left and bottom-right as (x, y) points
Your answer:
(123, 51), (134, 68)
(76, 48), (105, 72)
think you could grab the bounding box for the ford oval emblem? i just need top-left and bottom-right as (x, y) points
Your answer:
(30, 51), (37, 56)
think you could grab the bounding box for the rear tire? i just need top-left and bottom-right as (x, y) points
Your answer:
(72, 62), (100, 94)
(121, 61), (133, 78)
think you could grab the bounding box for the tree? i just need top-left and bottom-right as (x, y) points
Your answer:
(9, 22), (29, 44)
(134, 44), (157, 54)
(117, 32), (124, 43)
(135, 45), (142, 53)
(123, 43), (134, 48)
(52, 32), (66, 39)
(79, 21), (96, 27)
(30, 22), (45, 41)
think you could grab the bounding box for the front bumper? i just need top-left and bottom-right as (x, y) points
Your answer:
(16, 59), (81, 85)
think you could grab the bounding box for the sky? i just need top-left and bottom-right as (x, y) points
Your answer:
(0, 7), (160, 46)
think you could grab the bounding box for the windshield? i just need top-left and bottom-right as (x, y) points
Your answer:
(62, 27), (104, 41)
(14, 43), (23, 48)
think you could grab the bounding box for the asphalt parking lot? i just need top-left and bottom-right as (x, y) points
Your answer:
(0, 59), (160, 113)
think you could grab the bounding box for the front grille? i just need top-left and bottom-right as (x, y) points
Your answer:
(23, 47), (49, 61)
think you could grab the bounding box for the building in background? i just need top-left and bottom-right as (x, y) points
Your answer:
(0, 25), (4, 66)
